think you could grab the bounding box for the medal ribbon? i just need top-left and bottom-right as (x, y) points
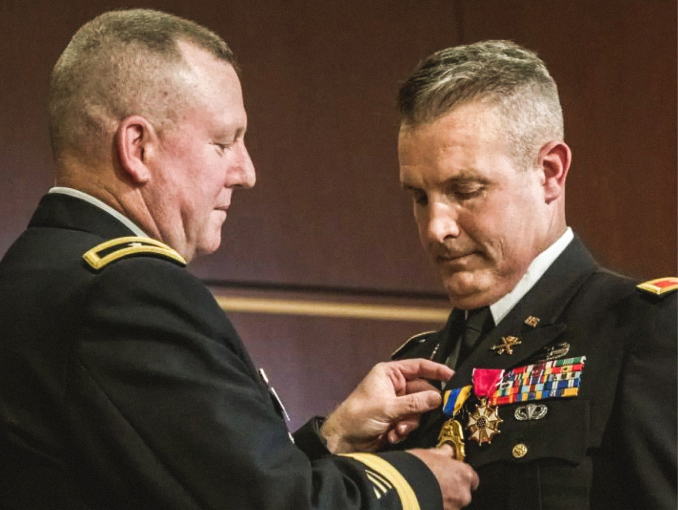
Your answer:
(442, 385), (472, 417)
(489, 356), (586, 406)
(472, 368), (504, 399)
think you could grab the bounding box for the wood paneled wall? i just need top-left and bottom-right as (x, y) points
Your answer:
(0, 0), (675, 427)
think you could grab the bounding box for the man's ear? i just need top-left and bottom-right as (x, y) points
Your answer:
(115, 116), (158, 184)
(538, 141), (571, 204)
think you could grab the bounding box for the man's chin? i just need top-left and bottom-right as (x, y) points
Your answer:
(194, 233), (223, 260)
(442, 274), (494, 309)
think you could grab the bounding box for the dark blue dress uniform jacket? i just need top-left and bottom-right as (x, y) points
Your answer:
(0, 193), (441, 510)
(392, 236), (677, 510)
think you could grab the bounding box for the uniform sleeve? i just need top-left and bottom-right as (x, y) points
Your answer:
(65, 257), (442, 510)
(616, 292), (677, 509)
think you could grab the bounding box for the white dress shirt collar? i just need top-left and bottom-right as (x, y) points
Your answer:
(48, 187), (149, 238)
(489, 227), (574, 325)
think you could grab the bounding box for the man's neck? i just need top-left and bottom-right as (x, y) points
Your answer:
(49, 187), (149, 238)
(489, 227), (574, 325)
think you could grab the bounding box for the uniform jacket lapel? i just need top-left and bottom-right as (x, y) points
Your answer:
(446, 237), (598, 389)
(399, 237), (601, 448)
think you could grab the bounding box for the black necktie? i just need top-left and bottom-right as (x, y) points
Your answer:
(464, 307), (491, 348)
(455, 306), (492, 367)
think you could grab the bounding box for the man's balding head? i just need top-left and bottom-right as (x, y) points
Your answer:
(48, 9), (236, 166)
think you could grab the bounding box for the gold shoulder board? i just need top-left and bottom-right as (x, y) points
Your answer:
(83, 236), (187, 271)
(636, 277), (678, 296)
(390, 331), (436, 359)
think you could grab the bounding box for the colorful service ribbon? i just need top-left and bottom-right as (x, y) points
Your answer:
(489, 356), (586, 406)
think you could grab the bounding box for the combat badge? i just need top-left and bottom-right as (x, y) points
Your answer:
(437, 385), (472, 460)
(467, 369), (504, 445)
(524, 341), (571, 364)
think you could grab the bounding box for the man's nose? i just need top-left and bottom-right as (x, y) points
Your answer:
(425, 201), (461, 242)
(231, 142), (256, 189)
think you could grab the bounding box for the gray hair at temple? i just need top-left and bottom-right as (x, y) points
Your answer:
(398, 40), (564, 170)
(49, 9), (236, 165)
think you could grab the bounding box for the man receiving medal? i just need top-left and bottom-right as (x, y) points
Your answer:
(388, 40), (677, 509)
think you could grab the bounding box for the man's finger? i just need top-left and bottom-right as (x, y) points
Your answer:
(390, 390), (443, 419)
(388, 428), (403, 444)
(387, 358), (454, 382)
(437, 444), (454, 457)
(405, 379), (439, 395)
(470, 467), (480, 490)
(387, 416), (421, 443)
(396, 417), (420, 435)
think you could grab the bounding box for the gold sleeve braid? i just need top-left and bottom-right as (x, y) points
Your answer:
(340, 453), (420, 510)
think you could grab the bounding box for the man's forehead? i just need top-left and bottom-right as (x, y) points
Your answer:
(176, 40), (241, 94)
(400, 101), (503, 136)
(173, 40), (246, 127)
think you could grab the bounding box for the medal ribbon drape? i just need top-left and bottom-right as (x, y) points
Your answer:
(437, 385), (473, 460)
(468, 368), (504, 445)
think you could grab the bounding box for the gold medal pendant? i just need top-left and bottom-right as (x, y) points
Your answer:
(437, 418), (466, 461)
(467, 398), (502, 444)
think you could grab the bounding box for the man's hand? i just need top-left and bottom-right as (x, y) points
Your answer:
(321, 359), (453, 453)
(409, 446), (479, 510)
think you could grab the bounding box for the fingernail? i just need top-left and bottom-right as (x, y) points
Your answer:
(427, 393), (442, 407)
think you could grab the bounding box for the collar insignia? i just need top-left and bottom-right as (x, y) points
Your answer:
(491, 335), (522, 355)
(524, 316), (540, 328)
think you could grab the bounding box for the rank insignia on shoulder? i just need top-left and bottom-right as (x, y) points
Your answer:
(83, 236), (187, 271)
(390, 331), (435, 359)
(636, 277), (678, 296)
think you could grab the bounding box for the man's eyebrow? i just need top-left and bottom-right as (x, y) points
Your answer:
(442, 169), (487, 183)
(215, 125), (247, 140)
(401, 173), (489, 191)
(401, 182), (418, 191)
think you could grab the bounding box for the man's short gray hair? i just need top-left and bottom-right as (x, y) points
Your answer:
(49, 9), (236, 163)
(398, 40), (564, 170)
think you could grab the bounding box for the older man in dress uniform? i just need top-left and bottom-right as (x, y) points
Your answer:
(0, 10), (479, 510)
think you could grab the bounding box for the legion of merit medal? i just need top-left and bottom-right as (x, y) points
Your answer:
(437, 385), (472, 460)
(467, 368), (504, 445)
